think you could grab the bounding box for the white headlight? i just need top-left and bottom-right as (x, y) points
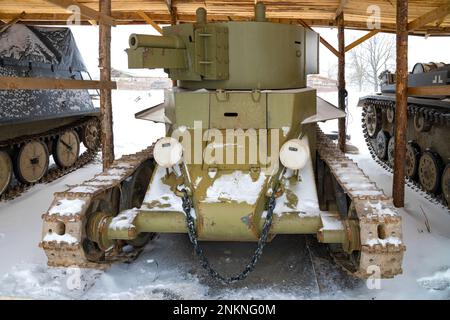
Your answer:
(154, 137), (183, 168)
(279, 138), (310, 170)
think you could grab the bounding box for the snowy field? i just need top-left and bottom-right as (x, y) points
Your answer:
(0, 89), (449, 300)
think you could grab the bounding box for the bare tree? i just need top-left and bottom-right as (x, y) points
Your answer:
(348, 47), (367, 91)
(359, 34), (396, 92)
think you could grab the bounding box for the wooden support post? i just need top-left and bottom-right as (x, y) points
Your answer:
(393, 0), (409, 208)
(337, 12), (346, 153)
(99, 0), (114, 169)
(169, 4), (177, 87)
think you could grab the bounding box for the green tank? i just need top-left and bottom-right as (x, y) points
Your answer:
(40, 3), (405, 282)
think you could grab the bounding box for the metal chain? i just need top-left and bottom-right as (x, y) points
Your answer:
(181, 189), (277, 284)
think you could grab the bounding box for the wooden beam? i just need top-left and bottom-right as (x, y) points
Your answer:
(0, 11), (25, 33)
(408, 85), (450, 96)
(99, 0), (115, 169)
(393, 0), (409, 208)
(408, 3), (450, 31)
(0, 77), (116, 90)
(298, 19), (340, 57)
(43, 0), (116, 26)
(137, 11), (163, 35)
(335, 0), (348, 20)
(337, 12), (346, 153)
(345, 30), (380, 52)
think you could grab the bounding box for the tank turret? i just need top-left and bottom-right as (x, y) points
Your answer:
(127, 4), (319, 90)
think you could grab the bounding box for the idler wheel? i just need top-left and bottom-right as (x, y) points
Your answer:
(387, 136), (395, 168)
(441, 165), (450, 208)
(405, 142), (420, 179)
(53, 130), (80, 168)
(418, 151), (443, 194)
(414, 113), (431, 132)
(0, 151), (13, 195)
(14, 140), (49, 184)
(364, 105), (381, 138)
(376, 131), (390, 160)
(82, 120), (100, 150)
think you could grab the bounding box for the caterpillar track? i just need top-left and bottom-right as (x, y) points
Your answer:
(40, 145), (155, 268)
(360, 96), (450, 210)
(317, 127), (405, 278)
(40, 129), (404, 279)
(0, 118), (100, 202)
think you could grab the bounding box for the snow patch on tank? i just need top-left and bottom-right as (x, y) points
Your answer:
(43, 232), (78, 244)
(0, 25), (57, 64)
(203, 171), (267, 205)
(142, 166), (184, 212)
(110, 208), (139, 231)
(48, 198), (86, 216)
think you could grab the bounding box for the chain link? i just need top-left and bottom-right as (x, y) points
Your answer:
(181, 189), (277, 284)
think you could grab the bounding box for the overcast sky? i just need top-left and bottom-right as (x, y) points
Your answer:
(69, 25), (450, 84)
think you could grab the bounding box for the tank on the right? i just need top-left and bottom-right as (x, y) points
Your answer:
(358, 62), (450, 208)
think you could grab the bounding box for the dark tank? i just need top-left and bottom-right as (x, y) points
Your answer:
(0, 24), (100, 198)
(359, 62), (450, 208)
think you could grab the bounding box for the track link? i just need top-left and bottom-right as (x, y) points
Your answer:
(40, 146), (154, 268)
(361, 97), (450, 211)
(0, 118), (100, 202)
(317, 127), (405, 278)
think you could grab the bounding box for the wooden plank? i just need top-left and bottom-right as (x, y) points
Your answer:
(43, 0), (116, 26)
(345, 30), (379, 52)
(137, 11), (163, 34)
(408, 85), (450, 96)
(337, 12), (346, 153)
(0, 77), (116, 90)
(393, 0), (409, 208)
(335, 0), (348, 20)
(408, 3), (450, 31)
(298, 19), (340, 57)
(0, 11), (25, 33)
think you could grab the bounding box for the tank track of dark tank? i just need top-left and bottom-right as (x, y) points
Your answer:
(0, 118), (100, 201)
(361, 96), (450, 210)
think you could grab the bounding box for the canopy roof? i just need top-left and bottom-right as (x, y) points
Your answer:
(0, 0), (449, 35)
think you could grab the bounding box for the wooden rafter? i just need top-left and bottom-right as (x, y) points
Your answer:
(0, 77), (116, 90)
(0, 11), (26, 33)
(408, 3), (450, 31)
(345, 30), (379, 52)
(298, 19), (340, 57)
(137, 11), (163, 35)
(43, 0), (116, 26)
(334, 0), (348, 20)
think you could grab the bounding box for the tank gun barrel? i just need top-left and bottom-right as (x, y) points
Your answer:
(129, 34), (185, 50)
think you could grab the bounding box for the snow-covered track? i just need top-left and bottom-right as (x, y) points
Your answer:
(40, 145), (155, 268)
(317, 127), (405, 278)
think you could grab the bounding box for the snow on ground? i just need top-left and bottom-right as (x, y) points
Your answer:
(0, 89), (449, 300)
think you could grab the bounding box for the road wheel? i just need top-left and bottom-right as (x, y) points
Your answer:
(414, 113), (431, 132)
(387, 136), (395, 168)
(82, 120), (100, 150)
(386, 106), (395, 123)
(376, 130), (389, 160)
(0, 151), (13, 195)
(405, 142), (420, 179)
(364, 105), (381, 138)
(418, 151), (443, 194)
(441, 165), (450, 208)
(53, 130), (80, 168)
(14, 140), (49, 184)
